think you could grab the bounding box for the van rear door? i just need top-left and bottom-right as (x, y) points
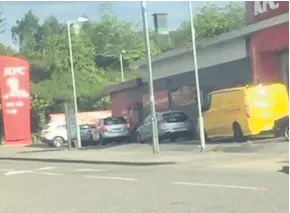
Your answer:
(246, 84), (289, 132)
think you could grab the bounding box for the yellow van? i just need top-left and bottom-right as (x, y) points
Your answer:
(198, 83), (289, 142)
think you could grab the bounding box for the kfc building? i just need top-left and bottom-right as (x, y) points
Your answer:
(246, 1), (289, 86)
(104, 1), (289, 128)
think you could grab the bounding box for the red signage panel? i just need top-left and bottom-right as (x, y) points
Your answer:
(0, 56), (31, 144)
(246, 1), (289, 24)
(142, 90), (168, 110)
(249, 22), (289, 54)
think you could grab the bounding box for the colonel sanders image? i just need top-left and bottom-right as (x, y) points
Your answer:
(2, 77), (29, 99)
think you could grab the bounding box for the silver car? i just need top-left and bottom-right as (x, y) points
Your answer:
(136, 111), (194, 143)
(91, 117), (131, 145)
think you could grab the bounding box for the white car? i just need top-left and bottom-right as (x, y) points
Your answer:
(41, 123), (68, 147)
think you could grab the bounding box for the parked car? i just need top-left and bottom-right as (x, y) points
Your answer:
(91, 116), (131, 145)
(136, 111), (194, 143)
(274, 115), (289, 141)
(41, 123), (94, 147)
(80, 124), (94, 146)
(198, 83), (289, 142)
(41, 123), (67, 147)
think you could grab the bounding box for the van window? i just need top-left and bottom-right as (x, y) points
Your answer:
(202, 94), (212, 111)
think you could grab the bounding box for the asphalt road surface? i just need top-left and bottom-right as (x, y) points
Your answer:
(0, 160), (288, 213)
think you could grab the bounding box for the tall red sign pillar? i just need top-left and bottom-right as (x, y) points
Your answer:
(0, 56), (31, 144)
(246, 1), (289, 83)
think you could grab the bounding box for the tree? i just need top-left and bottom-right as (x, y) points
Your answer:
(83, 3), (161, 70)
(10, 6), (161, 129)
(173, 3), (245, 47)
(0, 6), (5, 34)
(0, 43), (15, 55)
(11, 10), (41, 52)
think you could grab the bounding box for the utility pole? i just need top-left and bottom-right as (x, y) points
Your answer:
(188, 1), (206, 151)
(119, 50), (125, 82)
(66, 17), (89, 149)
(141, 1), (160, 154)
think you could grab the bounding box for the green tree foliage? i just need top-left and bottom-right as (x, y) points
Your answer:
(8, 4), (159, 130)
(173, 3), (245, 47)
(0, 6), (5, 34)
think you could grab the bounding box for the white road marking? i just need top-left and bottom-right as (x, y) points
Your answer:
(74, 168), (103, 172)
(83, 175), (138, 181)
(172, 181), (269, 191)
(36, 166), (55, 171)
(36, 172), (63, 176)
(0, 169), (10, 172)
(5, 170), (33, 176)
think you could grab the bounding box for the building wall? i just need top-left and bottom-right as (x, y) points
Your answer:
(140, 37), (248, 81)
(110, 87), (143, 118)
(246, 1), (289, 83)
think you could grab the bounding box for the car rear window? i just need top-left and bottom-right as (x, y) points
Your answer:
(80, 125), (91, 130)
(104, 117), (127, 125)
(162, 112), (187, 123)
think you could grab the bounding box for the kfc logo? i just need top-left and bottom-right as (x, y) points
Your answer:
(254, 1), (280, 16)
(4, 66), (26, 76)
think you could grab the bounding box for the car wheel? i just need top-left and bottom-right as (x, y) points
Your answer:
(233, 123), (245, 143)
(186, 132), (194, 141)
(169, 136), (177, 142)
(284, 124), (289, 141)
(89, 134), (94, 142)
(99, 136), (105, 145)
(137, 132), (144, 144)
(52, 136), (64, 147)
(126, 136), (132, 143)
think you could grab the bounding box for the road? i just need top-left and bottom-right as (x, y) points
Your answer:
(0, 159), (288, 213)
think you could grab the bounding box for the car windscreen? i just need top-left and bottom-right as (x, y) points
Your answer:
(162, 112), (187, 123)
(104, 117), (127, 125)
(42, 124), (50, 130)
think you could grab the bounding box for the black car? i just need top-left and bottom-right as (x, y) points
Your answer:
(80, 124), (94, 146)
(274, 115), (289, 141)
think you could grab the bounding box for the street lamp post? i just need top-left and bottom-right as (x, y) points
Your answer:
(67, 17), (89, 149)
(119, 50), (125, 82)
(141, 1), (160, 154)
(188, 1), (206, 152)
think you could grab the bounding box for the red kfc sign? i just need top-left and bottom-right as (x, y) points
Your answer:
(0, 56), (31, 144)
(245, 1), (289, 24)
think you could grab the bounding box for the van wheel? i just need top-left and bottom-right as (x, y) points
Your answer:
(284, 124), (289, 141)
(233, 123), (245, 143)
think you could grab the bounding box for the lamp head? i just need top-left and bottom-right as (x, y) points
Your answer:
(77, 17), (89, 23)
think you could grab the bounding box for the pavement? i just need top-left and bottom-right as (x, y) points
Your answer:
(0, 138), (288, 171)
(0, 158), (288, 213)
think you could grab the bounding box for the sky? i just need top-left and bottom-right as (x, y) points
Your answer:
(0, 1), (231, 49)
